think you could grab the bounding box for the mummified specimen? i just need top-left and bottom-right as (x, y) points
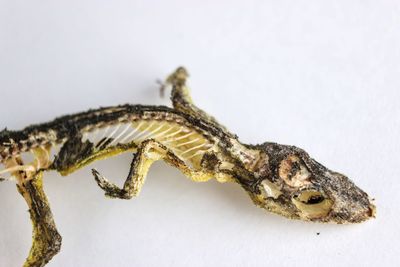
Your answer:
(0, 67), (375, 267)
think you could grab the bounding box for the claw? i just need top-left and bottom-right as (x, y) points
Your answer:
(0, 175), (15, 182)
(92, 168), (109, 190)
(156, 79), (166, 98)
(91, 169), (129, 199)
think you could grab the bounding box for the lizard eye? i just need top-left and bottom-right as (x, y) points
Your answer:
(279, 155), (311, 187)
(292, 190), (333, 219)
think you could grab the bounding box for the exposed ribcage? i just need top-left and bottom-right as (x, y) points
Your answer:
(82, 120), (214, 168)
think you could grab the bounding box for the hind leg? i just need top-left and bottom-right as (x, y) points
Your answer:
(17, 172), (62, 267)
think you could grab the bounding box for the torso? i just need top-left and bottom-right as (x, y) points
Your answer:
(0, 104), (239, 178)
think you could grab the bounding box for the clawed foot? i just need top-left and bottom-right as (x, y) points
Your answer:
(92, 169), (130, 199)
(158, 66), (189, 98)
(156, 79), (167, 98)
(167, 66), (188, 86)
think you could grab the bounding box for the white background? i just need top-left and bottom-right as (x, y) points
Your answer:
(0, 1), (399, 267)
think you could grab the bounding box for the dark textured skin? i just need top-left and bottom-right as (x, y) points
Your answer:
(0, 105), (233, 160)
(252, 142), (375, 223)
(0, 67), (375, 267)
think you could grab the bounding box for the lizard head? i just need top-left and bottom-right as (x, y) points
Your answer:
(248, 142), (375, 224)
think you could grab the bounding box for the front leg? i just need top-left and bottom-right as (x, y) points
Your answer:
(92, 139), (214, 199)
(16, 172), (62, 267)
(163, 67), (230, 132)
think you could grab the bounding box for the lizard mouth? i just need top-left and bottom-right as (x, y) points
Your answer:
(312, 171), (376, 224)
(326, 204), (376, 224)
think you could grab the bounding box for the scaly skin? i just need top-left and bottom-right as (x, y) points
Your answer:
(0, 67), (375, 267)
